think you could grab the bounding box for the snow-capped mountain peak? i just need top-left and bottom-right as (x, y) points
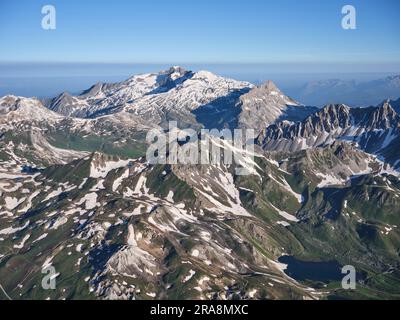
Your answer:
(44, 67), (252, 121)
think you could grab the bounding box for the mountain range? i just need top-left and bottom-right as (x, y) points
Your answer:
(1, 67), (400, 300)
(294, 75), (400, 107)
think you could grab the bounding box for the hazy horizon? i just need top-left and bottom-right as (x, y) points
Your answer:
(1, 62), (399, 106)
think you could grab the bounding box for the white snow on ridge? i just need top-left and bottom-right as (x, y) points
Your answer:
(18, 190), (40, 213)
(32, 233), (48, 244)
(106, 224), (157, 279)
(191, 249), (200, 258)
(270, 204), (299, 222)
(0, 220), (30, 235)
(269, 175), (304, 204)
(380, 128), (397, 150)
(316, 173), (346, 188)
(4, 196), (25, 210)
(90, 158), (131, 178)
(112, 168), (130, 192)
(166, 191), (175, 202)
(127, 225), (137, 246)
(239, 187), (254, 193)
(44, 187), (63, 202)
(14, 234), (30, 249)
(77, 193), (98, 210)
(183, 270), (196, 283)
(277, 221), (291, 227)
(196, 188), (251, 217)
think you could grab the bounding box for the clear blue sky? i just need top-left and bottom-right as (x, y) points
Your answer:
(0, 0), (399, 66)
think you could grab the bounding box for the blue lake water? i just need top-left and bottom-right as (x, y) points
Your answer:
(278, 255), (343, 283)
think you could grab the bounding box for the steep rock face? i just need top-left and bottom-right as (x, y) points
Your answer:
(257, 104), (352, 151)
(257, 102), (400, 167)
(363, 101), (400, 129)
(237, 80), (316, 133)
(278, 141), (381, 190)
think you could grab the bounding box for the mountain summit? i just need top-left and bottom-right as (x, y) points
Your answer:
(237, 80), (316, 132)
